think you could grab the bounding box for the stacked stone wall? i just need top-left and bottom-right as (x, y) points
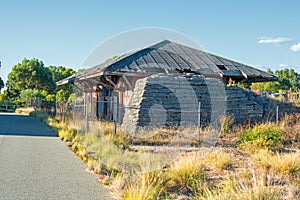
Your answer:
(121, 74), (265, 134)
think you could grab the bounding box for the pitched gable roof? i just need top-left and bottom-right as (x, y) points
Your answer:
(57, 40), (277, 85)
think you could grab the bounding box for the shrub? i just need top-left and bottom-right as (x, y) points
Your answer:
(58, 128), (77, 142)
(29, 111), (49, 124)
(238, 123), (283, 150)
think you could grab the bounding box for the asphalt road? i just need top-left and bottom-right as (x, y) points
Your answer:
(0, 113), (112, 200)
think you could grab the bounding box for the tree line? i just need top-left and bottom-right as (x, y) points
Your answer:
(251, 68), (300, 93)
(0, 58), (75, 110)
(0, 58), (300, 110)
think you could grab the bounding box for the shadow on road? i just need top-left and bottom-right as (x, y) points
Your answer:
(0, 113), (57, 137)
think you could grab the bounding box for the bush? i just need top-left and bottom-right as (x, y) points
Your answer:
(29, 111), (49, 124)
(238, 123), (283, 150)
(58, 128), (77, 142)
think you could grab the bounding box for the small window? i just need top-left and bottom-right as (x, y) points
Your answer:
(216, 65), (227, 70)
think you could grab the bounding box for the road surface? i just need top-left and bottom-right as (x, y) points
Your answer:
(0, 113), (112, 200)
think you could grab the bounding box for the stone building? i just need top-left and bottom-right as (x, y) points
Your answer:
(57, 40), (277, 133)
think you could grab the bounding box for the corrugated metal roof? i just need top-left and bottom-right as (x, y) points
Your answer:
(57, 40), (277, 85)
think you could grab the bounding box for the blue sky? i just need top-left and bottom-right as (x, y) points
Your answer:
(1, 0), (300, 83)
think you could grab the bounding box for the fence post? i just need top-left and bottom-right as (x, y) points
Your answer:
(198, 102), (201, 146)
(85, 93), (90, 134)
(73, 98), (76, 126)
(113, 96), (118, 135)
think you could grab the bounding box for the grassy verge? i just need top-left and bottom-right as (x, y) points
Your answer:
(30, 111), (300, 200)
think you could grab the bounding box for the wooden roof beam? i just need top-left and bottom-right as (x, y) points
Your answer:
(104, 76), (117, 88)
(122, 75), (133, 91)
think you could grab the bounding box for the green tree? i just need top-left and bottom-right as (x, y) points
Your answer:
(48, 65), (75, 101)
(6, 58), (55, 99)
(263, 82), (280, 93)
(45, 94), (56, 103)
(251, 68), (300, 93)
(0, 77), (4, 92)
(19, 89), (45, 106)
(48, 65), (75, 83)
(275, 68), (300, 92)
(56, 89), (69, 104)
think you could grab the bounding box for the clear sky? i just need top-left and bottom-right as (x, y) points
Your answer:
(1, 0), (300, 83)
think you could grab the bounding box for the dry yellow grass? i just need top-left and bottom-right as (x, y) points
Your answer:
(204, 148), (235, 170)
(15, 107), (35, 115)
(37, 113), (300, 200)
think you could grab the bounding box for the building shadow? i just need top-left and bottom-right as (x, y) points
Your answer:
(0, 113), (57, 137)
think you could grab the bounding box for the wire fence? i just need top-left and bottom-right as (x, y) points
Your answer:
(12, 93), (286, 137)
(0, 104), (20, 112)
(54, 94), (226, 148)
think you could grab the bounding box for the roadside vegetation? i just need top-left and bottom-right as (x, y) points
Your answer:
(2, 59), (300, 199)
(30, 110), (300, 200)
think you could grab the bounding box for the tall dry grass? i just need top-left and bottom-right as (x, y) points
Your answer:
(33, 112), (300, 200)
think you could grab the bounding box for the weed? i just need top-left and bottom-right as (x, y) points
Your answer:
(279, 113), (300, 146)
(220, 115), (235, 135)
